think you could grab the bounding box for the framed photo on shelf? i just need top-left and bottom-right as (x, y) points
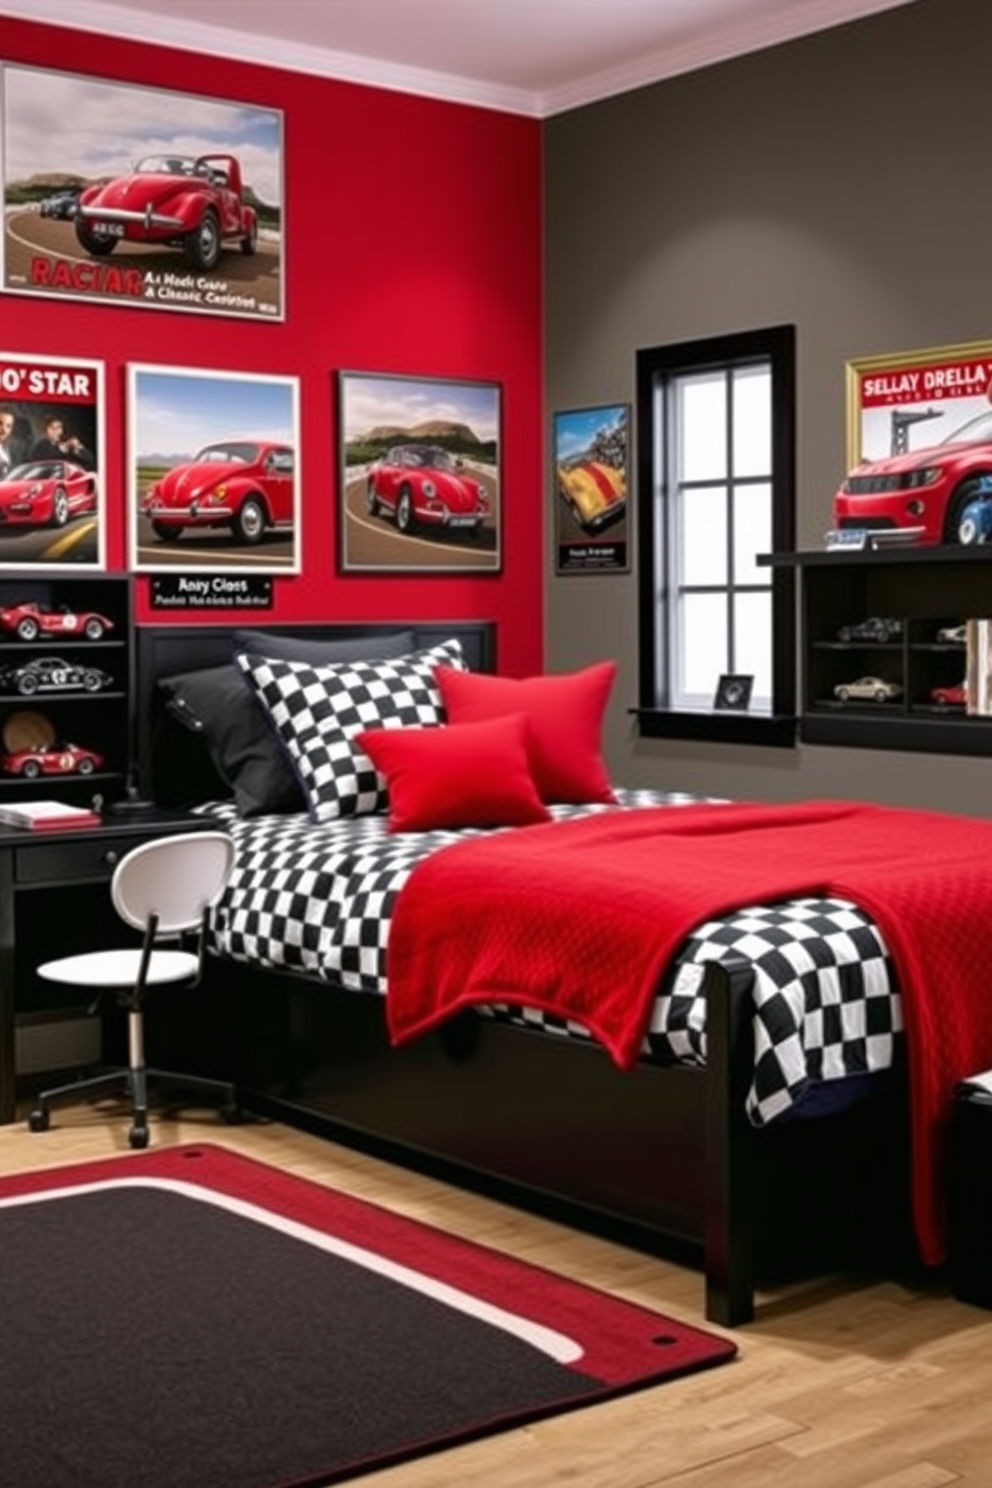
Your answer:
(338, 371), (501, 573)
(713, 674), (753, 711)
(0, 350), (105, 571)
(842, 338), (992, 548)
(0, 63), (284, 322)
(553, 403), (630, 574)
(127, 363), (301, 575)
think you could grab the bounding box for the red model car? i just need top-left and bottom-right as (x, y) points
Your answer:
(74, 153), (257, 272)
(0, 461), (97, 529)
(142, 440), (295, 545)
(366, 444), (489, 535)
(832, 409), (992, 546)
(0, 602), (113, 642)
(930, 683), (967, 706)
(0, 741), (104, 779)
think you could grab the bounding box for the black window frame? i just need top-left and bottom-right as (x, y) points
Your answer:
(634, 323), (797, 747)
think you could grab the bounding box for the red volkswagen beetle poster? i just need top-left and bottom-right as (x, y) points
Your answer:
(128, 363), (300, 575)
(0, 65), (283, 322)
(339, 372), (501, 573)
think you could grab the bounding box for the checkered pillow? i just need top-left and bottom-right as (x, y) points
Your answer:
(235, 639), (465, 822)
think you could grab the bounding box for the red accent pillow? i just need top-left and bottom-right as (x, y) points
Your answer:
(433, 661), (617, 804)
(355, 714), (551, 833)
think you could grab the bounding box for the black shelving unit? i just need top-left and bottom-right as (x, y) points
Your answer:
(763, 546), (992, 755)
(0, 574), (132, 804)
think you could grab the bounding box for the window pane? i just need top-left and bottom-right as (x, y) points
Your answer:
(733, 483), (772, 586)
(732, 365), (771, 476)
(637, 326), (794, 733)
(678, 372), (726, 482)
(677, 591), (728, 701)
(734, 592), (772, 704)
(679, 485), (728, 585)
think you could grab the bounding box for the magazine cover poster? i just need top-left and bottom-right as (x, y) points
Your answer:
(1, 64), (283, 322)
(0, 351), (105, 570)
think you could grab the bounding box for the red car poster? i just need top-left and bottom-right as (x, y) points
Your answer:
(0, 64), (284, 322)
(339, 372), (501, 573)
(835, 339), (992, 547)
(0, 351), (105, 570)
(128, 363), (300, 575)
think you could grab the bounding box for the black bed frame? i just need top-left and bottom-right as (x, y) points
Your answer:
(136, 620), (911, 1326)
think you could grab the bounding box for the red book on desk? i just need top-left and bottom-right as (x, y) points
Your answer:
(0, 801), (102, 831)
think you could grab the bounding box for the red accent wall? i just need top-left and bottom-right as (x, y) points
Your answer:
(1, 20), (544, 674)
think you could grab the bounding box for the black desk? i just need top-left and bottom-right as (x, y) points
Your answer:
(0, 809), (214, 1124)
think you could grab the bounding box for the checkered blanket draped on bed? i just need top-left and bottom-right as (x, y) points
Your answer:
(200, 790), (900, 1127)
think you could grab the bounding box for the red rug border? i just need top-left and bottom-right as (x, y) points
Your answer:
(1, 1141), (737, 1390)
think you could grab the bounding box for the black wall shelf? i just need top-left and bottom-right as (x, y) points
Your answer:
(762, 547), (992, 756)
(0, 575), (132, 803)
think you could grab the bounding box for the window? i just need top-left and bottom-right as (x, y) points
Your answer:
(635, 325), (796, 745)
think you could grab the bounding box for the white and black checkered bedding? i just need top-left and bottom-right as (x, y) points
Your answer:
(201, 790), (901, 1127)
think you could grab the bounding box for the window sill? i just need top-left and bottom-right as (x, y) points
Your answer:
(630, 708), (797, 747)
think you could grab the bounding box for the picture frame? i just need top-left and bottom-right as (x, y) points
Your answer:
(840, 339), (992, 548)
(127, 363), (301, 575)
(338, 371), (501, 573)
(846, 338), (992, 467)
(1, 63), (284, 322)
(713, 674), (753, 711)
(0, 350), (105, 571)
(553, 403), (630, 574)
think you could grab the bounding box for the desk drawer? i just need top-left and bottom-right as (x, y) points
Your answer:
(15, 834), (146, 885)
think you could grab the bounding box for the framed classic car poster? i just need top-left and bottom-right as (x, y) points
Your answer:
(0, 350), (105, 570)
(127, 364), (300, 574)
(553, 403), (630, 573)
(837, 338), (992, 549)
(0, 64), (284, 322)
(338, 372), (501, 573)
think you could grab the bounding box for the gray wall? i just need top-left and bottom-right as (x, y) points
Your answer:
(544, 0), (992, 814)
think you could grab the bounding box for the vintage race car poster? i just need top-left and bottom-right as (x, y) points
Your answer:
(0, 351), (105, 570)
(553, 403), (629, 574)
(1, 64), (284, 322)
(128, 364), (300, 574)
(339, 372), (501, 573)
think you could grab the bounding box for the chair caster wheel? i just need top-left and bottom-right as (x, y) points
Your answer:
(28, 1108), (50, 1133)
(128, 1125), (149, 1149)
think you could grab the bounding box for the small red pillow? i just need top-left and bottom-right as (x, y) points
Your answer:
(433, 661), (617, 805)
(356, 714), (551, 833)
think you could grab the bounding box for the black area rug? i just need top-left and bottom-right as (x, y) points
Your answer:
(0, 1144), (736, 1488)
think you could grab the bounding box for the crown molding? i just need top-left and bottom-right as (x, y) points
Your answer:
(8, 0), (918, 119)
(5, 0), (542, 116)
(538, 0), (917, 115)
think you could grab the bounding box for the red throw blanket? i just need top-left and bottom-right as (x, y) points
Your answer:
(386, 800), (992, 1265)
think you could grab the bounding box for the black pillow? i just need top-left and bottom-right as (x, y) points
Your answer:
(159, 630), (418, 817)
(232, 629), (416, 664)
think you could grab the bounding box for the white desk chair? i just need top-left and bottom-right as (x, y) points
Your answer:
(28, 830), (237, 1149)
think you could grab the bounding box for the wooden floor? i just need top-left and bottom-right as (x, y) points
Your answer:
(5, 1098), (992, 1487)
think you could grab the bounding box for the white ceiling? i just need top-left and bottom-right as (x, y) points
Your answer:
(13, 0), (917, 116)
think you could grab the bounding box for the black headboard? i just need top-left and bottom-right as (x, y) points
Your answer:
(136, 619), (497, 808)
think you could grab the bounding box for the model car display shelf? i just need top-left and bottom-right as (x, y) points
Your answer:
(763, 546), (992, 756)
(0, 575), (131, 804)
